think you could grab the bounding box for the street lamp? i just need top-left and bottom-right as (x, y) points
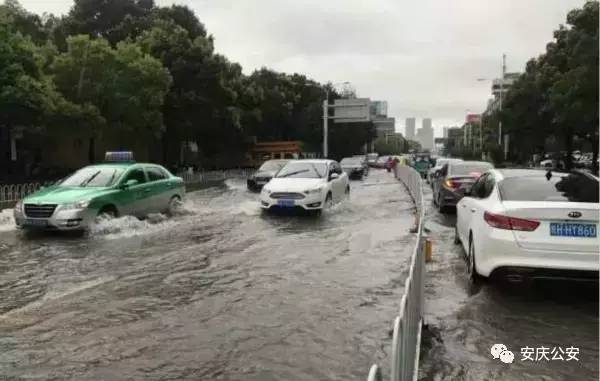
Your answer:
(322, 81), (350, 158)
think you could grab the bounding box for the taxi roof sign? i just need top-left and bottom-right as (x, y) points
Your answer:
(105, 151), (135, 162)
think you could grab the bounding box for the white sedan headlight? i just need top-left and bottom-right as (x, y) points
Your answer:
(61, 199), (92, 210)
(14, 200), (23, 213)
(304, 187), (323, 195)
(261, 187), (271, 195)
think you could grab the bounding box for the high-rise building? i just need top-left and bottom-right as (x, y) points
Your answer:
(405, 118), (416, 140)
(417, 118), (434, 151)
(443, 127), (449, 138)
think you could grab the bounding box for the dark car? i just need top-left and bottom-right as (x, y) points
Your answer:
(432, 160), (494, 213)
(247, 159), (289, 191)
(341, 157), (367, 179)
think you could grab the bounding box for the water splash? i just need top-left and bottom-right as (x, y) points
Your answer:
(89, 215), (178, 239)
(0, 208), (15, 232)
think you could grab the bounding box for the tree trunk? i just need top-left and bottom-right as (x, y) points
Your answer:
(88, 137), (95, 163)
(564, 130), (573, 171)
(591, 136), (599, 176)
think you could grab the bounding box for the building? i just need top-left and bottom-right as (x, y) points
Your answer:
(370, 101), (388, 118)
(485, 72), (521, 114)
(443, 127), (449, 138)
(405, 118), (416, 140)
(373, 117), (396, 138)
(244, 141), (302, 167)
(416, 118), (434, 151)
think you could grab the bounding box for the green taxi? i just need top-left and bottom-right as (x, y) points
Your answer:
(14, 152), (185, 231)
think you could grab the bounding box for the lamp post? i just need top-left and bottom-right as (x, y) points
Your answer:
(322, 81), (350, 158)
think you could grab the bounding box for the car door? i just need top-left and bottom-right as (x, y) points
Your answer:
(335, 162), (346, 200)
(433, 164), (448, 201)
(457, 173), (487, 243)
(117, 167), (151, 217)
(145, 166), (171, 213)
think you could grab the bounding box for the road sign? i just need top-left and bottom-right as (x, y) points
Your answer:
(333, 98), (371, 123)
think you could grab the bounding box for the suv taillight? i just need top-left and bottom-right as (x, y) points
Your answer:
(444, 179), (461, 189)
(484, 211), (540, 231)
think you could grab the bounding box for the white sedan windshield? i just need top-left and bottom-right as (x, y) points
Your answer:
(276, 162), (327, 179)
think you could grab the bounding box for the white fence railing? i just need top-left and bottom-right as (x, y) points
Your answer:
(367, 164), (425, 381)
(0, 182), (54, 205)
(177, 169), (252, 184)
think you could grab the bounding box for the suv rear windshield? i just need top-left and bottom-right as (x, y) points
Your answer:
(499, 173), (599, 203)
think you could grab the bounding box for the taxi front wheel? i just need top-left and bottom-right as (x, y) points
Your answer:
(97, 205), (118, 220)
(167, 196), (182, 216)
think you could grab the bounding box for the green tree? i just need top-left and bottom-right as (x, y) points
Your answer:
(50, 34), (171, 162)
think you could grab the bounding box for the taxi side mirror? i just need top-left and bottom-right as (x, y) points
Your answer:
(121, 179), (139, 189)
(329, 173), (340, 181)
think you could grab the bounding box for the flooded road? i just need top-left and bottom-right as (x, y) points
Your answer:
(419, 186), (599, 381)
(0, 170), (415, 381)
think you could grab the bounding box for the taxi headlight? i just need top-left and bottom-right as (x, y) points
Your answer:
(261, 187), (271, 195)
(14, 200), (23, 212)
(61, 199), (91, 210)
(304, 187), (323, 195)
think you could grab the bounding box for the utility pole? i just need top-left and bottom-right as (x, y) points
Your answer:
(498, 53), (506, 146)
(322, 97), (328, 158)
(322, 82), (350, 158)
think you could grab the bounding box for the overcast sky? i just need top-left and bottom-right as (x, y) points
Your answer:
(20, 0), (586, 137)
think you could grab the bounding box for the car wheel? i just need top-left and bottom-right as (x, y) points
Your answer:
(324, 192), (333, 209)
(97, 205), (117, 220)
(167, 195), (182, 216)
(468, 236), (483, 284)
(437, 195), (446, 213)
(454, 225), (460, 245)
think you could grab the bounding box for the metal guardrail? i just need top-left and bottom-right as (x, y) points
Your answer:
(0, 182), (53, 205)
(177, 169), (252, 184)
(367, 164), (425, 381)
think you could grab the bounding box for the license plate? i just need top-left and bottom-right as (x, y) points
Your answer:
(25, 219), (48, 227)
(277, 199), (295, 207)
(550, 223), (597, 238)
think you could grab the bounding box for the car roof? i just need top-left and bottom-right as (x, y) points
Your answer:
(288, 159), (335, 164)
(90, 162), (164, 169)
(493, 168), (569, 179)
(450, 160), (491, 167)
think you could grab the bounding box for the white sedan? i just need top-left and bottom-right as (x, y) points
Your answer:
(455, 169), (599, 283)
(260, 159), (349, 213)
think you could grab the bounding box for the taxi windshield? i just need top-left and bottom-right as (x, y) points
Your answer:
(59, 167), (125, 187)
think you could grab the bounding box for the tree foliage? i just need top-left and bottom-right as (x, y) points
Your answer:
(498, 1), (598, 171)
(1, 0), (375, 174)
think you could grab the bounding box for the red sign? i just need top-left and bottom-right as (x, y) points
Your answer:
(466, 114), (481, 124)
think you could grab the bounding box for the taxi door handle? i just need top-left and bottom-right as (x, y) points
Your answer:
(143, 188), (151, 193)
(471, 208), (476, 213)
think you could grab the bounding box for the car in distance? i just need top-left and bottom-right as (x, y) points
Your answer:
(13, 152), (185, 231)
(247, 159), (289, 191)
(341, 157), (367, 180)
(455, 169), (599, 283)
(259, 159), (349, 213)
(366, 153), (379, 167)
(352, 155), (370, 175)
(427, 157), (462, 185)
(432, 161), (494, 213)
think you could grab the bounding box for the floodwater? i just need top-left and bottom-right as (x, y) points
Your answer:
(0, 170), (416, 381)
(419, 186), (599, 381)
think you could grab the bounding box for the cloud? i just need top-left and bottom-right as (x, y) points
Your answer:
(20, 0), (588, 134)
